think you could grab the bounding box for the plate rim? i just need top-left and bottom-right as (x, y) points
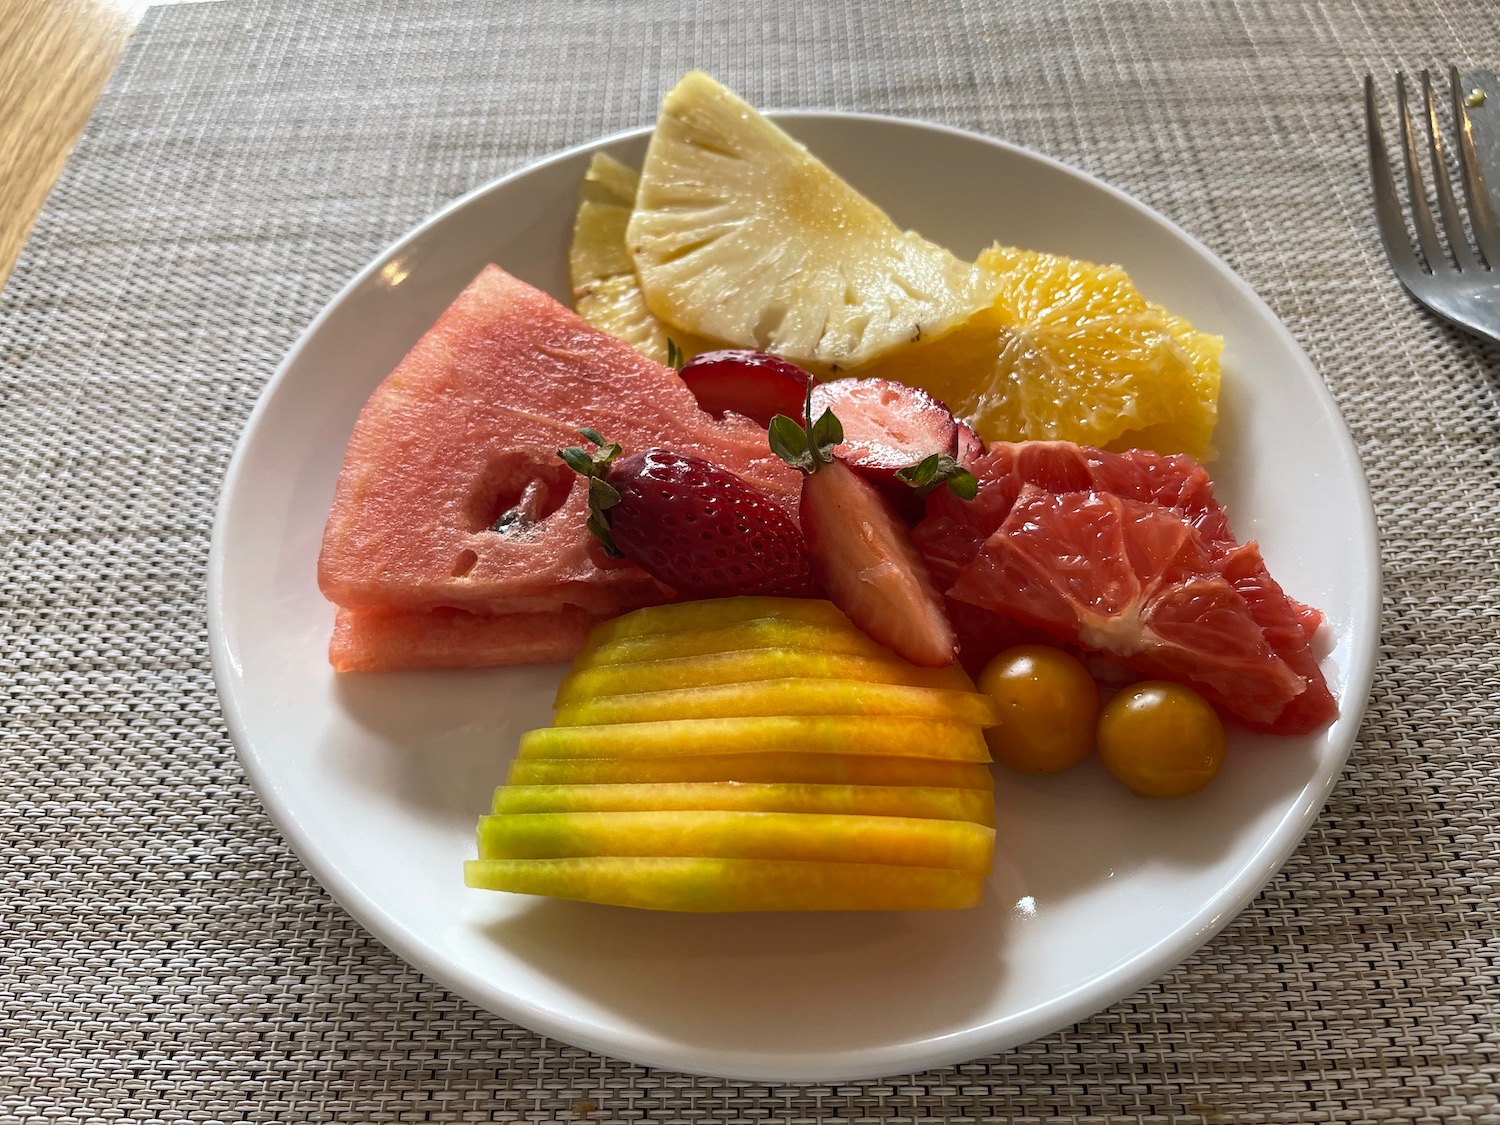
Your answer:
(207, 111), (1382, 1082)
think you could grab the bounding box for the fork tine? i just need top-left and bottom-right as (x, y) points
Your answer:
(1397, 73), (1445, 270)
(1366, 75), (1426, 283)
(1450, 65), (1500, 268)
(1423, 69), (1481, 270)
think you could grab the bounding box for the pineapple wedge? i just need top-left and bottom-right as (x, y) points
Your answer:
(568, 152), (712, 365)
(626, 71), (993, 372)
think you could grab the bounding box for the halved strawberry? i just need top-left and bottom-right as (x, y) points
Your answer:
(679, 349), (812, 428)
(561, 432), (816, 600)
(769, 393), (958, 666)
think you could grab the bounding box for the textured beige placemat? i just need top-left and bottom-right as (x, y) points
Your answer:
(4, 0), (1499, 1121)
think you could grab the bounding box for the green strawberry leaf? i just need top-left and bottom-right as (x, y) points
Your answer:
(895, 454), (978, 500)
(666, 338), (685, 371)
(586, 511), (621, 556)
(768, 413), (813, 472)
(559, 446), (597, 477)
(588, 475), (621, 511)
(810, 407), (843, 461)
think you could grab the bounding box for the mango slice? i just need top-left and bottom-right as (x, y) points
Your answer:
(506, 752), (995, 791)
(471, 597), (999, 911)
(491, 782), (995, 826)
(554, 647), (973, 704)
(477, 811), (994, 873)
(517, 716), (992, 762)
(552, 678), (1000, 727)
(464, 857), (984, 911)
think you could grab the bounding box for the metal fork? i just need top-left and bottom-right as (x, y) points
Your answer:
(1364, 67), (1500, 346)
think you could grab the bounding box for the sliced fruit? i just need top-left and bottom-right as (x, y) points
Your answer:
(679, 349), (813, 427)
(477, 810), (995, 872)
(810, 378), (958, 481)
(847, 246), (1221, 460)
(506, 752), (995, 791)
(554, 646), (975, 704)
(516, 716), (992, 762)
(552, 678), (999, 727)
(490, 782), (994, 826)
(626, 71), (992, 371)
(948, 485), (1306, 728)
(463, 857), (984, 911)
(801, 457), (958, 667)
(568, 152), (713, 366)
(580, 595), (850, 647)
(577, 617), (898, 668)
(565, 442), (817, 599)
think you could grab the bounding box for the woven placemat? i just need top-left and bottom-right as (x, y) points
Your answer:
(4, 0), (1499, 1120)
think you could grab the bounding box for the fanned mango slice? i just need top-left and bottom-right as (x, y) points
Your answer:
(464, 857), (984, 911)
(554, 647), (973, 703)
(506, 752), (995, 791)
(491, 782), (995, 826)
(552, 679), (1000, 727)
(471, 597), (998, 911)
(517, 716), (992, 762)
(478, 811), (994, 872)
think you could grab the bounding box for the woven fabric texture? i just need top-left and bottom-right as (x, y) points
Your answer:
(3, 0), (1499, 1121)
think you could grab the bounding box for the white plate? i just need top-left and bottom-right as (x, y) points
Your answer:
(207, 114), (1380, 1082)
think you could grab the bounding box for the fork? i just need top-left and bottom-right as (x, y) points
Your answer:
(1364, 66), (1500, 346)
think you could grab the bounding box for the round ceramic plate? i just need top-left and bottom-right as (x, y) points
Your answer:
(207, 113), (1380, 1082)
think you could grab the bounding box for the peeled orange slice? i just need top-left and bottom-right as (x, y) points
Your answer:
(851, 245), (1221, 458)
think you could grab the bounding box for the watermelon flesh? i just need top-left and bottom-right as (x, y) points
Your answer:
(916, 441), (1336, 735)
(319, 265), (799, 618)
(318, 266), (802, 670)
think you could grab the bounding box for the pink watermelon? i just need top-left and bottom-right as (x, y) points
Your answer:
(318, 265), (800, 670)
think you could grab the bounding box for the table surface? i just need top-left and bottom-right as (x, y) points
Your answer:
(4, 1), (1499, 1122)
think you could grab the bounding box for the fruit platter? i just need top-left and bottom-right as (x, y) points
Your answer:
(207, 76), (1379, 1081)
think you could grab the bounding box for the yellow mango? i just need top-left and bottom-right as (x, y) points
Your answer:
(552, 678), (1000, 728)
(505, 752), (995, 791)
(464, 856), (984, 911)
(477, 810), (994, 873)
(577, 618), (894, 668)
(554, 647), (974, 705)
(516, 716), (992, 762)
(579, 597), (849, 650)
(491, 781), (994, 826)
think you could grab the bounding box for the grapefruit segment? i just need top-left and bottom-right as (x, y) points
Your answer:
(948, 486), (1307, 728)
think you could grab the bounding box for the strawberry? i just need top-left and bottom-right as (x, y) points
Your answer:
(560, 430), (816, 599)
(768, 394), (961, 667)
(678, 349), (812, 428)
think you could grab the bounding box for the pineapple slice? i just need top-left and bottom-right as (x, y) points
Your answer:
(626, 71), (993, 372)
(568, 152), (711, 365)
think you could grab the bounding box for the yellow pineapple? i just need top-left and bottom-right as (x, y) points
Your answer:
(625, 72), (993, 372)
(567, 152), (711, 365)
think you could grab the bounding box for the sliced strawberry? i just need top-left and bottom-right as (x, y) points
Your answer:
(955, 420), (986, 468)
(810, 378), (958, 483)
(679, 350), (812, 428)
(561, 434), (816, 600)
(800, 457), (957, 667)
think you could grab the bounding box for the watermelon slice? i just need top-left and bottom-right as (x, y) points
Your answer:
(917, 441), (1337, 735)
(318, 266), (802, 670)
